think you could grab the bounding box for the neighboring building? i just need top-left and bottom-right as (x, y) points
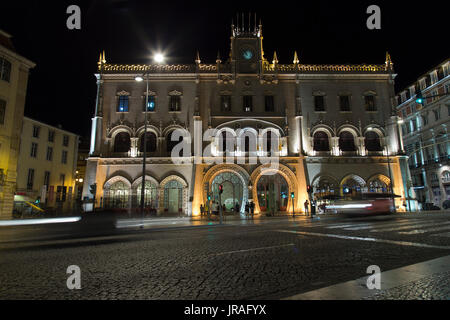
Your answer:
(15, 117), (79, 213)
(396, 58), (450, 209)
(83, 18), (415, 215)
(0, 30), (35, 219)
(75, 137), (90, 202)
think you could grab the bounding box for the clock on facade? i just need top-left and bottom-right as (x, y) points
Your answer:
(242, 49), (253, 60)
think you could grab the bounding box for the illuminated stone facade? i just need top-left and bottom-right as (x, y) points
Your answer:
(83, 21), (415, 215)
(0, 30), (35, 219)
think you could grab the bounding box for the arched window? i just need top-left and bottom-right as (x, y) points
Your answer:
(114, 132), (131, 152)
(365, 131), (382, 151)
(339, 131), (356, 152)
(139, 132), (157, 153)
(313, 131), (330, 151)
(167, 130), (183, 155)
(105, 181), (129, 208)
(219, 130), (234, 154)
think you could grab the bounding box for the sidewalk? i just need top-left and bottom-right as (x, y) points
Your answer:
(283, 255), (450, 300)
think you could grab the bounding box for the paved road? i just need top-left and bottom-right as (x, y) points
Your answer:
(0, 212), (449, 299)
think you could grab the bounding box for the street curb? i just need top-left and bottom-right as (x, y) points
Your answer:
(282, 254), (450, 300)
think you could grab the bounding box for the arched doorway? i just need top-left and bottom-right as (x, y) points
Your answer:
(105, 181), (130, 208)
(256, 173), (289, 212)
(163, 180), (183, 214)
(211, 172), (244, 212)
(340, 175), (366, 196)
(136, 181), (158, 208)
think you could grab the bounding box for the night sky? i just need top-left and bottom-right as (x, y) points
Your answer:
(1, 0), (447, 143)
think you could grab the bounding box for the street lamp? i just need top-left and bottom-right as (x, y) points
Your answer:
(135, 53), (165, 227)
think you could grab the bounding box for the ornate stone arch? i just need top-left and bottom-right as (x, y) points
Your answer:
(202, 164), (250, 215)
(136, 124), (160, 138)
(340, 174), (366, 189)
(162, 124), (185, 137)
(159, 174), (189, 215)
(311, 125), (334, 138)
(109, 125), (133, 139)
(363, 125), (385, 137)
(367, 174), (391, 187)
(131, 175), (160, 190)
(250, 163), (298, 213)
(103, 175), (132, 190)
(337, 124), (360, 137)
(311, 174), (339, 190)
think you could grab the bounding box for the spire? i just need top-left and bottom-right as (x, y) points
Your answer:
(216, 51), (221, 64)
(195, 50), (201, 64)
(385, 51), (393, 69)
(102, 50), (106, 64)
(293, 51), (299, 64)
(98, 52), (102, 66)
(258, 18), (263, 37)
(272, 51), (278, 65)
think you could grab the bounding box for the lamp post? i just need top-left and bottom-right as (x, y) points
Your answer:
(135, 53), (164, 227)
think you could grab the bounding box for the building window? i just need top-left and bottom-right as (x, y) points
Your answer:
(364, 95), (376, 111)
(0, 57), (11, 82)
(313, 131), (330, 151)
(339, 131), (356, 152)
(139, 132), (157, 153)
(48, 130), (55, 142)
(0, 99), (5, 124)
(33, 125), (40, 138)
(365, 131), (382, 152)
(265, 95), (275, 112)
(169, 96), (181, 112)
(46, 146), (53, 161)
(243, 95), (253, 112)
(419, 78), (426, 90)
(220, 95), (232, 112)
(27, 169), (34, 190)
(60, 174), (65, 186)
(44, 171), (50, 189)
(30, 142), (38, 158)
(63, 135), (69, 147)
(144, 95), (156, 112)
(61, 150), (68, 164)
(421, 114), (428, 126)
(314, 95), (325, 112)
(114, 132), (131, 153)
(339, 95), (351, 111)
(117, 95), (129, 112)
(433, 108), (440, 121)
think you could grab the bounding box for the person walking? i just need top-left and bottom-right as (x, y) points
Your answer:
(304, 199), (310, 216)
(200, 204), (204, 218)
(250, 201), (255, 219)
(245, 202), (249, 218)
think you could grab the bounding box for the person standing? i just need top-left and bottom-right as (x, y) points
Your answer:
(200, 204), (204, 217)
(250, 201), (255, 219)
(304, 199), (310, 216)
(245, 202), (249, 218)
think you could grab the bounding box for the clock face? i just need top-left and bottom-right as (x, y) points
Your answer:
(242, 49), (253, 60)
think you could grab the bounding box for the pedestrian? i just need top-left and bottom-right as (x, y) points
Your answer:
(250, 201), (255, 219)
(200, 204), (204, 217)
(304, 199), (309, 216)
(245, 202), (249, 218)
